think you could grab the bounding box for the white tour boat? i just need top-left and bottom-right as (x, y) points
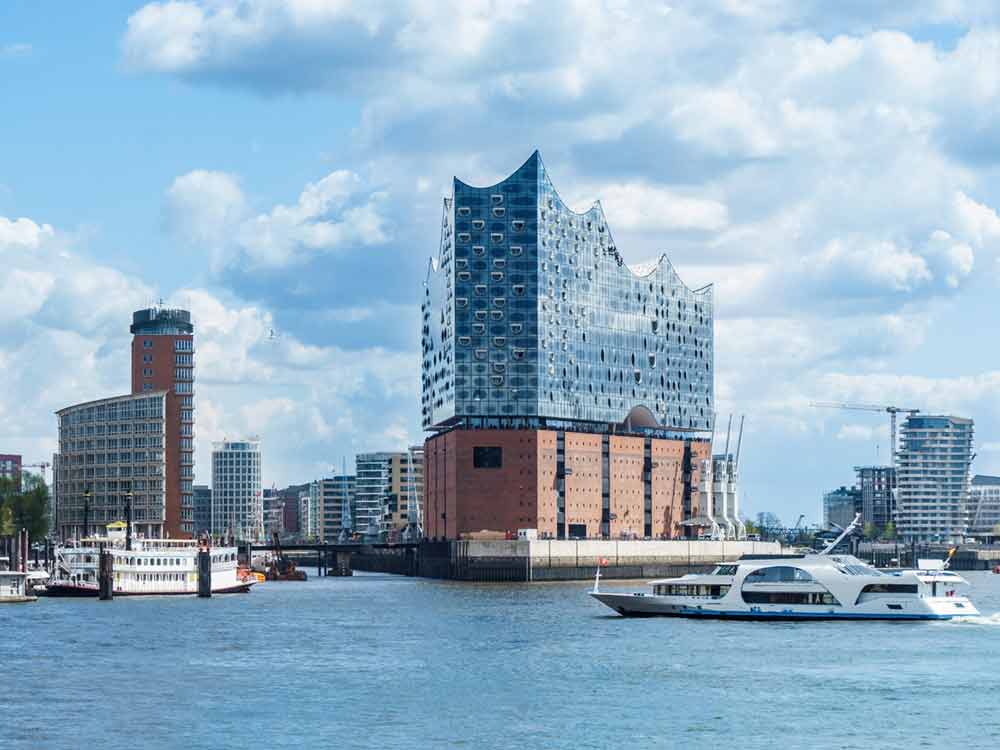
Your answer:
(591, 516), (980, 621)
(43, 522), (256, 597)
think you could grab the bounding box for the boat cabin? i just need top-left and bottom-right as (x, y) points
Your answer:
(0, 571), (36, 603)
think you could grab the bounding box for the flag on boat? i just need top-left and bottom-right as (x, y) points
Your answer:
(600, 558), (609, 566)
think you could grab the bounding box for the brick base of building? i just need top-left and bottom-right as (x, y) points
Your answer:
(423, 427), (710, 541)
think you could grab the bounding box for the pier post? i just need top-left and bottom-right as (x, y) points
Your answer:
(98, 549), (114, 600)
(197, 549), (212, 598)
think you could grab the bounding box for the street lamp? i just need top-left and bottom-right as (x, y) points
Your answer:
(82, 488), (91, 540)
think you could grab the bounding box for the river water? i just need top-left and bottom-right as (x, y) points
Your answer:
(5, 570), (1000, 749)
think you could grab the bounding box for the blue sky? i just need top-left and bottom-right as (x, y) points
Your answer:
(3, 1), (1000, 525)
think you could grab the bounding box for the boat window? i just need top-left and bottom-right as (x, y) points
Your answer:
(743, 566), (813, 583)
(842, 564), (884, 576)
(653, 583), (730, 599)
(713, 565), (738, 576)
(742, 591), (841, 606)
(858, 583), (918, 595)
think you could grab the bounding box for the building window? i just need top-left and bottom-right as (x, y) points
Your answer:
(142, 383), (153, 392)
(457, 207), (471, 217)
(510, 246), (523, 256)
(491, 233), (503, 243)
(143, 354), (152, 364)
(472, 245), (486, 256)
(491, 194), (503, 205)
(143, 339), (153, 349)
(512, 220), (525, 231)
(142, 368), (153, 377)
(472, 219), (485, 230)
(473, 446), (503, 469)
(492, 207), (505, 218)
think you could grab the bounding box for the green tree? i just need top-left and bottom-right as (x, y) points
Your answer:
(863, 522), (877, 540)
(883, 522), (896, 540)
(0, 504), (12, 537)
(1, 472), (49, 541)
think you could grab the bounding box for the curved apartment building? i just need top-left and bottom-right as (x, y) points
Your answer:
(422, 153), (713, 540)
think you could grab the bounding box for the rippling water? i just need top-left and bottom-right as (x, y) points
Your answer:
(5, 570), (1000, 749)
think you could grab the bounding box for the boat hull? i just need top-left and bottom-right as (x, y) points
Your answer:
(590, 592), (978, 620)
(38, 581), (255, 597)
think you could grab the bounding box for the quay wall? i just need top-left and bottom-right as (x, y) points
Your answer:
(350, 539), (782, 582)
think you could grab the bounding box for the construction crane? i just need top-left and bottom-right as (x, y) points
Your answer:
(22, 462), (52, 482)
(810, 402), (920, 468)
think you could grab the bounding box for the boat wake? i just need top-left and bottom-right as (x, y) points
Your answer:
(949, 612), (1000, 625)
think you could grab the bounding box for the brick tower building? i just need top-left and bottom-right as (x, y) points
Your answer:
(130, 306), (195, 537)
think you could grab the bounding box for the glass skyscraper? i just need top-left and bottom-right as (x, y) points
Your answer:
(896, 415), (974, 543)
(422, 151), (713, 434)
(421, 153), (715, 541)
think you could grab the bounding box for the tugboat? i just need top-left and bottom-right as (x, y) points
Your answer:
(591, 515), (979, 621)
(264, 532), (307, 581)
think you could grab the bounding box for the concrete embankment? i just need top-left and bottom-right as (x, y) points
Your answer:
(352, 539), (782, 582)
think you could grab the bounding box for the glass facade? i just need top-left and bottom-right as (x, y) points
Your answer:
(211, 439), (263, 541)
(896, 415), (974, 543)
(422, 151), (713, 432)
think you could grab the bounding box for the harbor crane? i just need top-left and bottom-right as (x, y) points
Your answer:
(810, 402), (920, 468)
(22, 461), (52, 482)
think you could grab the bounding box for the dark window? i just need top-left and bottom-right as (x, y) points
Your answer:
(568, 524), (587, 539)
(742, 591), (841, 606)
(473, 446), (503, 469)
(859, 584), (918, 594)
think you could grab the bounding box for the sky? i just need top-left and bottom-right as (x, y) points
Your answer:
(2, 0), (1000, 526)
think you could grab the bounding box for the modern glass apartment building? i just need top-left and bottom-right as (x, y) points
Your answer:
(422, 151), (713, 434)
(55, 392), (167, 539)
(854, 466), (896, 533)
(422, 153), (713, 541)
(211, 439), (262, 541)
(969, 475), (1000, 539)
(896, 415), (974, 543)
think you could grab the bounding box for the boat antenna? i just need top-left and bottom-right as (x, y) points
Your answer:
(820, 513), (862, 555)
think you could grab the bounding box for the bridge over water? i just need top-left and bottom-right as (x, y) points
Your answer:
(245, 541), (420, 576)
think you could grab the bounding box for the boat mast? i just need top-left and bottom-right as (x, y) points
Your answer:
(820, 513), (861, 555)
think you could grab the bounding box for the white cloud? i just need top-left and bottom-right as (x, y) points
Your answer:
(953, 191), (1000, 248)
(0, 216), (54, 249)
(165, 169), (245, 249)
(0, 270), (55, 323)
(165, 167), (391, 269)
(578, 182), (728, 232)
